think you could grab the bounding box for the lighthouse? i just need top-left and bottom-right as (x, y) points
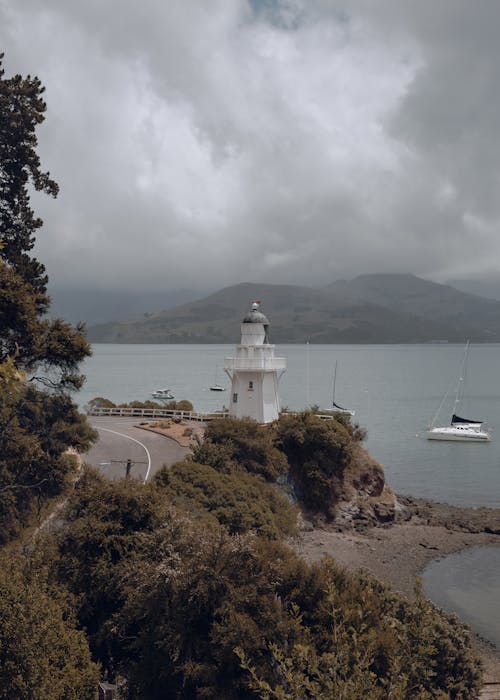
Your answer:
(223, 302), (286, 423)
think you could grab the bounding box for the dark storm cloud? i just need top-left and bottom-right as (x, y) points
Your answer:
(1, 0), (499, 291)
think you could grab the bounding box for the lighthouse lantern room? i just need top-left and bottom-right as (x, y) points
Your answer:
(223, 302), (286, 423)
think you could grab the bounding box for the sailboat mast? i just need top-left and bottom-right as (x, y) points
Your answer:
(332, 361), (337, 406)
(453, 341), (470, 416)
(306, 341), (310, 408)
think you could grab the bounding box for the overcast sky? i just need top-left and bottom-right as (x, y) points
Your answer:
(2, 0), (500, 294)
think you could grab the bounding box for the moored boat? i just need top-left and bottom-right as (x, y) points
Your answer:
(426, 342), (491, 442)
(427, 424), (490, 441)
(151, 388), (174, 400)
(330, 361), (355, 416)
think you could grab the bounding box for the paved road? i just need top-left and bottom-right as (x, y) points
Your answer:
(84, 417), (189, 482)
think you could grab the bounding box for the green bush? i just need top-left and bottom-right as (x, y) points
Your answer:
(54, 467), (168, 659)
(276, 411), (353, 516)
(192, 417), (288, 481)
(86, 396), (116, 409)
(174, 399), (194, 411)
(89, 397), (195, 411)
(0, 386), (97, 543)
(238, 564), (482, 699)
(0, 551), (98, 699)
(155, 460), (297, 538)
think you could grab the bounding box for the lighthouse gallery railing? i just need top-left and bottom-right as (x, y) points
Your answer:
(223, 357), (286, 371)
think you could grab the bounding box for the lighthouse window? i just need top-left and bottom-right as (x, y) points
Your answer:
(232, 393), (238, 403)
(248, 381), (254, 391)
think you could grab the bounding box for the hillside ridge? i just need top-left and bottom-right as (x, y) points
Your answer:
(87, 273), (500, 343)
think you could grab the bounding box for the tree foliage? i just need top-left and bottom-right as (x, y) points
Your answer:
(192, 416), (288, 481)
(0, 54), (90, 388)
(0, 550), (98, 700)
(276, 411), (353, 515)
(86, 397), (195, 411)
(0, 54), (96, 543)
(53, 468), (166, 663)
(0, 385), (96, 543)
(155, 459), (297, 538)
(190, 413), (363, 519)
(237, 571), (482, 700)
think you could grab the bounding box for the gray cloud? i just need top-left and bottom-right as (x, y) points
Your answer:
(1, 0), (499, 293)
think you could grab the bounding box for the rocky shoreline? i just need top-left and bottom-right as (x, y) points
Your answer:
(292, 495), (500, 683)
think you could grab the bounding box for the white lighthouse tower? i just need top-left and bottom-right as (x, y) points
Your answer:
(223, 302), (286, 423)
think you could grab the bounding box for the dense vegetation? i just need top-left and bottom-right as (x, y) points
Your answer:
(0, 54), (484, 699)
(0, 54), (96, 541)
(39, 466), (481, 699)
(0, 550), (99, 699)
(0, 53), (99, 693)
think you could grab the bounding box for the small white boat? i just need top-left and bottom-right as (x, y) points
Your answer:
(426, 342), (490, 442)
(330, 361), (355, 416)
(151, 388), (174, 400)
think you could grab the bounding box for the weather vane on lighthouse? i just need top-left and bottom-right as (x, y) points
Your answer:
(223, 300), (286, 423)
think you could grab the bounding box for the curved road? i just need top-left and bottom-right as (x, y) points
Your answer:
(84, 417), (189, 482)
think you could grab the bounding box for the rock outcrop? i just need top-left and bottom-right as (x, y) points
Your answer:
(331, 445), (403, 529)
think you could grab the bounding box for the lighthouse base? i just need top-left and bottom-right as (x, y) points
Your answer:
(228, 371), (281, 423)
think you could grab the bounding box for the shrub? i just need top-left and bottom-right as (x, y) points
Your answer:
(86, 396), (116, 409)
(0, 551), (99, 699)
(192, 417), (288, 481)
(155, 460), (297, 538)
(174, 399), (194, 411)
(275, 411), (353, 516)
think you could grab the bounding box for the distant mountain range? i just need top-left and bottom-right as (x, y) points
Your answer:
(85, 273), (500, 344)
(48, 287), (203, 326)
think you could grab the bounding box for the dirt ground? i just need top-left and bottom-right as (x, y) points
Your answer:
(138, 419), (205, 447)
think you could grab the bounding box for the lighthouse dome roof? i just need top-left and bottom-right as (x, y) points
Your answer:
(242, 302), (269, 324)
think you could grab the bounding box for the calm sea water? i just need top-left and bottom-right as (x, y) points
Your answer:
(422, 545), (500, 648)
(80, 342), (500, 646)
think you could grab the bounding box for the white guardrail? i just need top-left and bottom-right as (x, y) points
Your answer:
(86, 407), (228, 422)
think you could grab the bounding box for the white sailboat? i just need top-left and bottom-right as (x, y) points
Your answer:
(426, 342), (490, 442)
(209, 365), (226, 392)
(330, 361), (355, 416)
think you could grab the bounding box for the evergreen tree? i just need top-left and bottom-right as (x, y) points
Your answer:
(0, 52), (89, 388)
(0, 53), (96, 539)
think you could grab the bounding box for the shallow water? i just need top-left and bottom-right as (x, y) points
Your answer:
(422, 546), (500, 648)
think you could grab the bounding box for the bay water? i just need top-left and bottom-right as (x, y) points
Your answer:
(80, 342), (500, 646)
